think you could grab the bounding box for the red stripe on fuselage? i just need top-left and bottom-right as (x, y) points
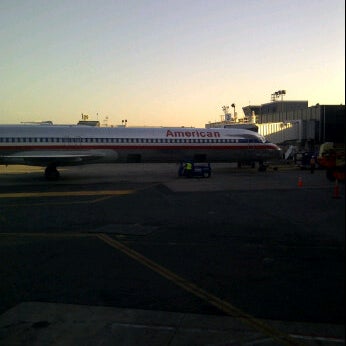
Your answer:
(0, 144), (277, 151)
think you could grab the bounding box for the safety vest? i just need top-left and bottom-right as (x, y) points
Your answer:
(186, 162), (192, 170)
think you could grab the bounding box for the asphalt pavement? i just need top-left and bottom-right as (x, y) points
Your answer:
(0, 163), (344, 345)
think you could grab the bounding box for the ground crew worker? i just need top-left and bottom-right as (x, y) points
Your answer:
(185, 161), (193, 178)
(310, 156), (316, 174)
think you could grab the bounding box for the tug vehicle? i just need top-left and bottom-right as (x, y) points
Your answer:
(178, 161), (211, 178)
(317, 142), (345, 182)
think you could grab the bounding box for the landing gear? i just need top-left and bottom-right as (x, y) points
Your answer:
(45, 165), (60, 180)
(258, 161), (268, 172)
(237, 161), (267, 171)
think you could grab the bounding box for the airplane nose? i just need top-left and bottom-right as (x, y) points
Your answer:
(275, 146), (282, 158)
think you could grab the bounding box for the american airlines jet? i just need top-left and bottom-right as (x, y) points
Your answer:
(0, 124), (281, 179)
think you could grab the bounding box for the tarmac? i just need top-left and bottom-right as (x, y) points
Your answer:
(0, 162), (344, 345)
(1, 302), (345, 345)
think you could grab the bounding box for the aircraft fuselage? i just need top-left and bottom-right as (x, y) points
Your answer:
(0, 125), (281, 168)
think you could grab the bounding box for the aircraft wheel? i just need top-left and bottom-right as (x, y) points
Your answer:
(258, 165), (267, 172)
(45, 165), (60, 180)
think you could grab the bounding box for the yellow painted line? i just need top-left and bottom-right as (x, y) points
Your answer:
(97, 233), (301, 346)
(0, 195), (116, 207)
(0, 190), (134, 198)
(0, 232), (93, 237)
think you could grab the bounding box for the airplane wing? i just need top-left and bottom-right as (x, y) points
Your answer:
(1, 150), (106, 166)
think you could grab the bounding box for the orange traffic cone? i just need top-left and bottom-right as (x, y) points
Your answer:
(297, 176), (303, 187)
(333, 180), (340, 199)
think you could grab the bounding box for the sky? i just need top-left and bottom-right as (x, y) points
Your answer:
(0, 0), (344, 127)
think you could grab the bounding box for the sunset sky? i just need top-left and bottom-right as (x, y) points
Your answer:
(0, 0), (344, 127)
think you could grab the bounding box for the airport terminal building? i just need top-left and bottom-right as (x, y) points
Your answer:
(206, 101), (345, 151)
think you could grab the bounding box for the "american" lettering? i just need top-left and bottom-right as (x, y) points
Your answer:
(166, 130), (220, 138)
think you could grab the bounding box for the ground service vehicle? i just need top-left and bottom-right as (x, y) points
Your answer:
(178, 162), (211, 178)
(294, 151), (319, 170)
(317, 142), (345, 182)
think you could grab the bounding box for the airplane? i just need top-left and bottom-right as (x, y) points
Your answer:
(0, 124), (282, 179)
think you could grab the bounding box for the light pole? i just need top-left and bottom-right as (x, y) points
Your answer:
(271, 90), (286, 112)
(231, 103), (236, 120)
